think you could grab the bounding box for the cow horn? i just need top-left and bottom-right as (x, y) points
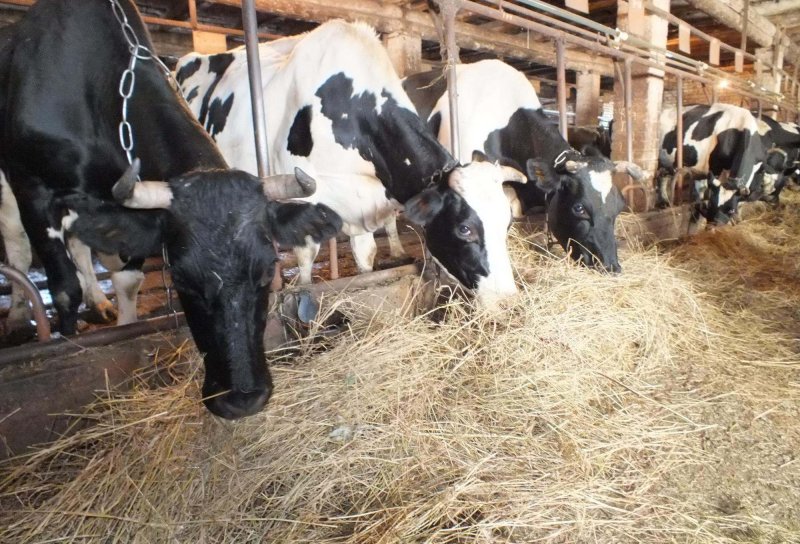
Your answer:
(500, 165), (528, 184)
(112, 159), (174, 209)
(111, 158), (141, 202)
(261, 167), (317, 200)
(613, 161), (645, 182)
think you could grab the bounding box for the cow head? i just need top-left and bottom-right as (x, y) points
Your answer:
(71, 162), (342, 420)
(527, 151), (642, 274)
(404, 151), (527, 308)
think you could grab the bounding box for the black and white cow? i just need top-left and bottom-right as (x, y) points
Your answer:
(403, 59), (643, 273)
(752, 116), (800, 203)
(656, 103), (765, 226)
(0, 0), (342, 419)
(175, 21), (529, 308)
(567, 124), (612, 158)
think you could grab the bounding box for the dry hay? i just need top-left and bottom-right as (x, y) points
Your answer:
(1, 199), (799, 543)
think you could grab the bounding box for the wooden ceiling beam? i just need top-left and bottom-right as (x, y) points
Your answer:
(682, 0), (800, 58)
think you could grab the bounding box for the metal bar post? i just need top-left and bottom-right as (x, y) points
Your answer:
(556, 38), (568, 141)
(0, 264), (50, 342)
(441, 0), (462, 159)
(676, 75), (684, 171)
(624, 58), (633, 163)
(740, 0), (749, 55)
(241, 0), (270, 178)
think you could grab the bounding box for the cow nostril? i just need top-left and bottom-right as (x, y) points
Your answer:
(204, 388), (271, 420)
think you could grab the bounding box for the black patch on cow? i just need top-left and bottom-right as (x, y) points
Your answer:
(661, 105), (712, 158)
(314, 72), (452, 203)
(402, 69), (447, 122)
(176, 57), (201, 85)
(410, 189), (489, 289)
(185, 86), (199, 104)
(198, 53), (235, 127)
(287, 105), (314, 157)
(683, 146), (698, 167)
(205, 95), (234, 139)
(482, 108), (561, 209)
(690, 111), (724, 141)
(428, 111), (442, 139)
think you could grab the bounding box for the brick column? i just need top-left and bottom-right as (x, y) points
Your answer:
(611, 0), (670, 209)
(382, 31), (422, 78)
(575, 71), (601, 126)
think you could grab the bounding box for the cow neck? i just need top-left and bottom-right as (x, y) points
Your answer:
(527, 109), (574, 166)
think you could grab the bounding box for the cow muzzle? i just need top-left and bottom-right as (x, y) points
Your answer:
(204, 386), (272, 420)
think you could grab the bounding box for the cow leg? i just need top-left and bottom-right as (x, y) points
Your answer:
(14, 190), (82, 335)
(0, 174), (34, 328)
(66, 236), (117, 323)
(503, 185), (524, 219)
(97, 252), (143, 325)
(654, 168), (673, 209)
(350, 232), (377, 274)
(294, 236), (321, 284)
(383, 212), (407, 258)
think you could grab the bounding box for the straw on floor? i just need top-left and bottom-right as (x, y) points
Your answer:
(1, 195), (799, 543)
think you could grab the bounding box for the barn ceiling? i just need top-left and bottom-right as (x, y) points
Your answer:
(0, 0), (796, 94)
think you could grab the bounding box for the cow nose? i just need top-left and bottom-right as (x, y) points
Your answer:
(204, 387), (272, 420)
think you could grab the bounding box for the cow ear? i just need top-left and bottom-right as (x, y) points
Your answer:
(62, 196), (164, 259)
(472, 149), (490, 163)
(404, 188), (444, 226)
(527, 158), (560, 193)
(269, 202), (342, 247)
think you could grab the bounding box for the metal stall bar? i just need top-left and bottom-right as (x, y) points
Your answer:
(460, 0), (795, 114)
(674, 74), (687, 204)
(241, 0), (269, 178)
(624, 59), (633, 163)
(0, 264), (50, 343)
(556, 38), (568, 140)
(440, 0), (462, 159)
(469, 0), (794, 113)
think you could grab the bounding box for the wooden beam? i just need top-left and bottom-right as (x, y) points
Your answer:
(682, 0), (800, 59)
(207, 0), (615, 75)
(756, 0), (800, 16)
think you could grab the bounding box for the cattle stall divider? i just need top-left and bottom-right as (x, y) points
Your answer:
(0, 264), (50, 343)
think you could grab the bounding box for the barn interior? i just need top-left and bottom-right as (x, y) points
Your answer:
(0, 0), (799, 542)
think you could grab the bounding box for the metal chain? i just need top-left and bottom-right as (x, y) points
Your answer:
(110, 0), (180, 326)
(108, 0), (173, 170)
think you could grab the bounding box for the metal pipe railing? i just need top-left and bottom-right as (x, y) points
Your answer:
(556, 39), (568, 140)
(461, 0), (796, 113)
(0, 264), (50, 343)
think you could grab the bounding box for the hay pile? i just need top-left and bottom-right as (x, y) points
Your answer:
(1, 200), (799, 543)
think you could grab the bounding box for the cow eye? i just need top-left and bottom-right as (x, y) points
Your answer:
(572, 203), (588, 217)
(458, 224), (472, 237)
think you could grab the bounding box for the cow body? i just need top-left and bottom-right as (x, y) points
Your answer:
(752, 117), (800, 203)
(0, 0), (342, 419)
(176, 21), (527, 307)
(656, 103), (765, 225)
(567, 124), (612, 158)
(404, 59), (641, 273)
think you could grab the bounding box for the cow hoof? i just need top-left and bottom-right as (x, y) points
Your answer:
(85, 300), (118, 324)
